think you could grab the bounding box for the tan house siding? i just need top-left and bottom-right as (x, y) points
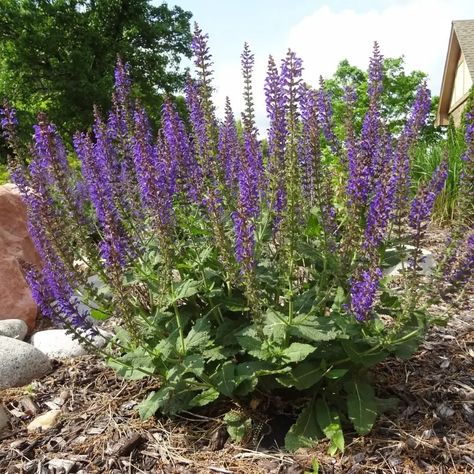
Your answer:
(436, 20), (474, 127)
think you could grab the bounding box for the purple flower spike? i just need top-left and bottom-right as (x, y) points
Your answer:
(350, 267), (382, 321)
(74, 129), (129, 269)
(133, 107), (173, 230)
(218, 97), (241, 189)
(368, 42), (384, 101)
(364, 138), (399, 251)
(409, 159), (448, 232)
(317, 78), (339, 153)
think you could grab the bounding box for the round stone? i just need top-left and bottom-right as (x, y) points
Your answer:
(0, 336), (51, 389)
(0, 319), (28, 340)
(30, 329), (106, 359)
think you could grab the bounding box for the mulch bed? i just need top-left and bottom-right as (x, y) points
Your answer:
(1, 228), (473, 473)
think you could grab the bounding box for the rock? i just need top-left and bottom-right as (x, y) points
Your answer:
(0, 257), (38, 332)
(0, 319), (28, 340)
(27, 409), (61, 433)
(47, 459), (76, 474)
(0, 405), (10, 432)
(30, 329), (106, 359)
(0, 184), (42, 331)
(383, 246), (436, 277)
(0, 336), (51, 389)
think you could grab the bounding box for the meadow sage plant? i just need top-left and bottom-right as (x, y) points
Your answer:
(2, 26), (473, 453)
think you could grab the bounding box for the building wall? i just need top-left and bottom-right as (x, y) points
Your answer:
(449, 98), (468, 127)
(450, 53), (473, 109)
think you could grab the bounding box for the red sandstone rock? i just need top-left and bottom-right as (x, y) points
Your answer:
(0, 184), (41, 331)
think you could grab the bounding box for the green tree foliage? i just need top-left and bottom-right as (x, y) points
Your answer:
(324, 57), (441, 142)
(0, 0), (192, 137)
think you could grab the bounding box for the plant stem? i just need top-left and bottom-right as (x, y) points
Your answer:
(173, 301), (186, 355)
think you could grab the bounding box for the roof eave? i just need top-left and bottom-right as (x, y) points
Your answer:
(436, 24), (460, 126)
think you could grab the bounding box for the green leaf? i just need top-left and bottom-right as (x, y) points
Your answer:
(220, 295), (250, 312)
(215, 318), (246, 346)
(155, 331), (179, 359)
(184, 317), (211, 351)
(236, 327), (264, 355)
(296, 241), (321, 260)
(211, 363), (236, 397)
(114, 326), (132, 346)
(294, 287), (317, 315)
(282, 342), (316, 363)
(324, 368), (348, 380)
(171, 279), (200, 303)
(202, 346), (230, 361)
(285, 399), (322, 451)
(138, 389), (168, 419)
(90, 308), (109, 321)
(331, 286), (346, 311)
(277, 361), (324, 390)
(290, 314), (342, 342)
(263, 309), (287, 343)
(315, 398), (344, 454)
(224, 411), (251, 443)
(341, 341), (388, 367)
(107, 347), (154, 380)
(189, 387), (220, 407)
(345, 379), (377, 435)
(181, 354), (205, 377)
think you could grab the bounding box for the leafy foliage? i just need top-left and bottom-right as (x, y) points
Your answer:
(0, 0), (192, 137)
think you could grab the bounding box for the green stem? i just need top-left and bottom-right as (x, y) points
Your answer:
(173, 301), (186, 355)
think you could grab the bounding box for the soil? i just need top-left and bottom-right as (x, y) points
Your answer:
(1, 227), (473, 474)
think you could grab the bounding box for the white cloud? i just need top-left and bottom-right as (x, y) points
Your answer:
(210, 0), (473, 133)
(287, 0), (473, 94)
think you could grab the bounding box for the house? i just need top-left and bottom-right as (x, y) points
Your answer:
(436, 20), (474, 126)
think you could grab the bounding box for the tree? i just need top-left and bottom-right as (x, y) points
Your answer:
(0, 0), (193, 137)
(324, 57), (441, 142)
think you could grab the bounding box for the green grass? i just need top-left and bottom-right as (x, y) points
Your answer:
(0, 164), (10, 185)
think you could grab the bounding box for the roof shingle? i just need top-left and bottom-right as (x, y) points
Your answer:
(453, 20), (474, 77)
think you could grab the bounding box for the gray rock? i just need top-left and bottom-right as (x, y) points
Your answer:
(0, 319), (28, 340)
(383, 246), (436, 277)
(0, 405), (9, 431)
(30, 329), (106, 359)
(0, 336), (51, 389)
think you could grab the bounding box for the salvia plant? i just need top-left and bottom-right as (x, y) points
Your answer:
(2, 25), (473, 453)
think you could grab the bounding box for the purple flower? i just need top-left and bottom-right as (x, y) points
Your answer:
(395, 82), (431, 210)
(132, 107), (173, 230)
(349, 267), (382, 321)
(232, 209), (256, 277)
(445, 229), (474, 286)
(265, 56), (287, 220)
(280, 50), (303, 120)
(368, 42), (384, 101)
(74, 129), (130, 268)
(363, 136), (399, 251)
(241, 42), (256, 134)
(218, 97), (241, 189)
(317, 78), (339, 153)
(298, 84), (319, 203)
(162, 99), (201, 202)
(26, 267), (94, 331)
(409, 159), (448, 232)
(113, 57), (132, 108)
(0, 100), (18, 143)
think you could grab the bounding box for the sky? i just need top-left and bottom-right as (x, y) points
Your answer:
(168, 0), (473, 130)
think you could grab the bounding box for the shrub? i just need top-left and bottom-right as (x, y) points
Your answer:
(1, 25), (473, 453)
